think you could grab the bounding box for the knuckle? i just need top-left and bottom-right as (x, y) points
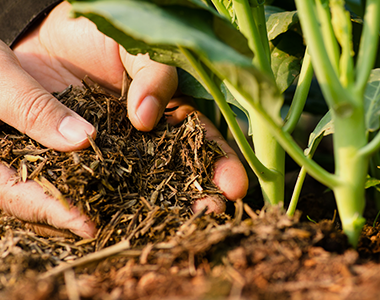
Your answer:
(16, 88), (56, 134)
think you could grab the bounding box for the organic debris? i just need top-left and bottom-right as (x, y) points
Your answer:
(2, 201), (380, 300)
(0, 79), (226, 251)
(2, 82), (380, 300)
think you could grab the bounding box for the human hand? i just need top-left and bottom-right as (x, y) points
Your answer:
(165, 96), (248, 214)
(0, 1), (248, 239)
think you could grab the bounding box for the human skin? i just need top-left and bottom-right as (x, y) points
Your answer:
(0, 1), (248, 238)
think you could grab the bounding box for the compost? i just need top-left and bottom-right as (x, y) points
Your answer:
(1, 81), (380, 300)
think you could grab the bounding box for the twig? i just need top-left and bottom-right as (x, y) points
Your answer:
(87, 134), (104, 162)
(178, 206), (208, 236)
(39, 239), (132, 279)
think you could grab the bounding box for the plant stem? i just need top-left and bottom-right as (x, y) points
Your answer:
(252, 5), (271, 63)
(211, 0), (232, 21)
(231, 0), (284, 204)
(355, 0), (380, 96)
(286, 134), (323, 216)
(332, 108), (368, 247)
(315, 0), (340, 75)
(223, 79), (339, 189)
(294, 0), (353, 111)
(232, 0), (273, 77)
(251, 109), (285, 204)
(252, 102), (340, 188)
(330, 0), (355, 87)
(295, 0), (372, 247)
(359, 130), (380, 157)
(283, 48), (313, 133)
(178, 46), (272, 179)
(287, 167), (307, 216)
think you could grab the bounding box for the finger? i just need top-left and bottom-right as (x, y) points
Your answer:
(166, 97), (248, 213)
(0, 41), (96, 151)
(120, 48), (178, 131)
(0, 163), (97, 238)
(192, 196), (226, 214)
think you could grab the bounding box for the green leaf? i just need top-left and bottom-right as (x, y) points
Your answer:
(178, 69), (213, 100)
(178, 68), (235, 103)
(365, 175), (380, 189)
(265, 6), (304, 94)
(71, 0), (282, 132)
(364, 69), (380, 132)
(304, 110), (333, 156)
(265, 7), (299, 41)
(70, 1), (252, 70)
(270, 31), (305, 93)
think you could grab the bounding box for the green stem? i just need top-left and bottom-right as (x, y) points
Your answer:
(294, 0), (353, 110)
(251, 109), (285, 204)
(359, 129), (380, 157)
(355, 0), (380, 95)
(178, 46), (273, 180)
(315, 0), (340, 75)
(332, 108), (368, 247)
(256, 105), (339, 188)
(211, 0), (232, 21)
(286, 134), (323, 216)
(287, 167), (307, 216)
(232, 0), (273, 77)
(283, 47), (313, 133)
(252, 5), (271, 64)
(231, 0), (283, 204)
(223, 80), (285, 204)
(223, 80), (340, 189)
(315, 0), (340, 76)
(330, 0), (355, 88)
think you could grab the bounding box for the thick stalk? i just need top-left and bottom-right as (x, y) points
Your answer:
(230, 0), (283, 204)
(239, 97), (340, 189)
(223, 80), (285, 204)
(332, 108), (368, 247)
(251, 110), (285, 204)
(222, 75), (339, 189)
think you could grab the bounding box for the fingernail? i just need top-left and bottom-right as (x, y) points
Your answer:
(58, 116), (94, 144)
(136, 96), (160, 130)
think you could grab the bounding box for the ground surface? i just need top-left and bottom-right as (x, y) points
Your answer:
(1, 199), (380, 300)
(1, 82), (380, 299)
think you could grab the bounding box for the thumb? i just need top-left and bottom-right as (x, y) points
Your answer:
(0, 42), (95, 151)
(120, 47), (178, 131)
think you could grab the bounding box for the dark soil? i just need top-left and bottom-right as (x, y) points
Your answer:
(1, 81), (380, 300)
